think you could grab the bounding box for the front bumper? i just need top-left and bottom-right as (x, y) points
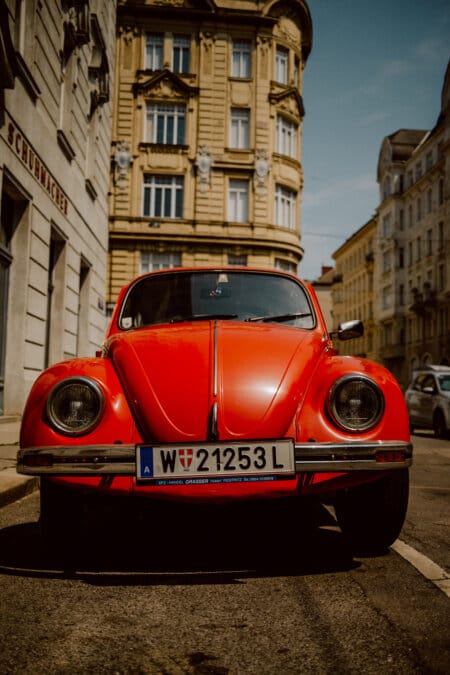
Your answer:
(17, 441), (413, 475)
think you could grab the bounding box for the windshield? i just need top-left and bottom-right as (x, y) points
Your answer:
(438, 375), (450, 392)
(118, 271), (315, 329)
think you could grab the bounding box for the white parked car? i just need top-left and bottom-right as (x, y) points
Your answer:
(405, 365), (450, 438)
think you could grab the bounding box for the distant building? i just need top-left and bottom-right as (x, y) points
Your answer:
(310, 265), (334, 330)
(376, 61), (450, 386)
(108, 0), (312, 309)
(332, 217), (378, 361)
(0, 1), (116, 418)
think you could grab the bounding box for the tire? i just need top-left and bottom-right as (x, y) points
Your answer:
(40, 478), (83, 550)
(433, 410), (447, 439)
(334, 469), (409, 557)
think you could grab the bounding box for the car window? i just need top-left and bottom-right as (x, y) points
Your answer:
(421, 375), (436, 392)
(119, 271), (315, 329)
(412, 374), (426, 391)
(438, 375), (450, 392)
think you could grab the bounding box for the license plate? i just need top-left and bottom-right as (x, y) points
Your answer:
(136, 440), (295, 484)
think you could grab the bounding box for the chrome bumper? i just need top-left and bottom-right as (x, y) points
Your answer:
(17, 441), (413, 475)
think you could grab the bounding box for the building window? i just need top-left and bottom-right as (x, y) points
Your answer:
(230, 108), (250, 149)
(416, 236), (422, 262)
(227, 254), (247, 266)
(228, 180), (249, 222)
(438, 264), (445, 291)
(231, 40), (251, 78)
(415, 162), (422, 181)
(426, 151), (433, 170)
(143, 175), (183, 218)
(275, 46), (288, 84)
(382, 286), (392, 310)
(438, 178), (444, 205)
(173, 35), (190, 73)
(416, 197), (422, 221)
(427, 229), (433, 257)
(382, 213), (391, 237)
(275, 258), (297, 273)
(399, 284), (404, 306)
(276, 115), (297, 158)
(275, 185), (296, 230)
(408, 204), (413, 227)
(145, 34), (164, 70)
(141, 252), (181, 273)
(399, 209), (404, 230)
(383, 251), (391, 273)
(146, 104), (186, 145)
(438, 221), (444, 250)
(427, 188), (432, 213)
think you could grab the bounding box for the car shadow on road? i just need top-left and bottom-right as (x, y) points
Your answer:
(0, 497), (361, 584)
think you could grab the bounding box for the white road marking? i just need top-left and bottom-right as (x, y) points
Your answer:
(392, 539), (450, 598)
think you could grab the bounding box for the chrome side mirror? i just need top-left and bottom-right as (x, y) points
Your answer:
(331, 319), (364, 341)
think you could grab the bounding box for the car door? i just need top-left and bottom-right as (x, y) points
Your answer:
(407, 374), (426, 425)
(418, 374), (437, 427)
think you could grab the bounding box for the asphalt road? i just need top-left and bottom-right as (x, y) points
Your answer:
(0, 435), (448, 674)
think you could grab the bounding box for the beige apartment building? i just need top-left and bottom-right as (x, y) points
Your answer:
(107, 0), (312, 308)
(0, 0), (116, 420)
(376, 61), (450, 387)
(331, 217), (378, 362)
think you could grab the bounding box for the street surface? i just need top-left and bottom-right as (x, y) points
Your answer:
(0, 433), (448, 674)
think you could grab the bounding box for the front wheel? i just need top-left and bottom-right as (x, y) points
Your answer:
(334, 469), (409, 557)
(433, 410), (447, 439)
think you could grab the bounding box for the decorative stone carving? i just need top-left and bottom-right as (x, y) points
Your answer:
(196, 145), (212, 193)
(115, 141), (132, 188)
(254, 149), (270, 196)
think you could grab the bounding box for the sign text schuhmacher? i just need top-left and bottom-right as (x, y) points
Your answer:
(7, 116), (69, 216)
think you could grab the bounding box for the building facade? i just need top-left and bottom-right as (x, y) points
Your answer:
(376, 61), (450, 386)
(108, 0), (312, 308)
(331, 217), (378, 362)
(0, 0), (116, 419)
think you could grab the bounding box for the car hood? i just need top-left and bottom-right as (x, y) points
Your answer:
(106, 321), (325, 442)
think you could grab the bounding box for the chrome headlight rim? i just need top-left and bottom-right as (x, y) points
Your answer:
(326, 374), (385, 433)
(46, 376), (105, 437)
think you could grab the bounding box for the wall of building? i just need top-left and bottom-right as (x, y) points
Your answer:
(332, 217), (377, 362)
(108, 0), (312, 308)
(330, 61), (449, 390)
(0, 0), (116, 417)
(376, 63), (450, 387)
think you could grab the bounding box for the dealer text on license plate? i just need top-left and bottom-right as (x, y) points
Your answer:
(136, 440), (295, 483)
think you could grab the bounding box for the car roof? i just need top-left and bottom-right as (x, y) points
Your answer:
(413, 365), (450, 373)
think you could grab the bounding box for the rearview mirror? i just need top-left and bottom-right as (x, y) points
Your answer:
(332, 319), (364, 341)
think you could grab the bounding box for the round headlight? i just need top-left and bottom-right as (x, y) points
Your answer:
(326, 375), (384, 432)
(46, 377), (104, 436)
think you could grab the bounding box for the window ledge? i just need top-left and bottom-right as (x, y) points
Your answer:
(15, 52), (40, 102)
(85, 178), (97, 201)
(57, 130), (76, 162)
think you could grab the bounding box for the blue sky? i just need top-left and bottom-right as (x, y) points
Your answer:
(300, 0), (450, 280)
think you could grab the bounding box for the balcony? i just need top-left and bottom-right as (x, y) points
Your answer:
(409, 284), (438, 315)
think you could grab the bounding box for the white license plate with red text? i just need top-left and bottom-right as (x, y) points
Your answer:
(137, 440), (295, 484)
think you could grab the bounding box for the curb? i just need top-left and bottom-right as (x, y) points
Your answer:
(0, 468), (39, 508)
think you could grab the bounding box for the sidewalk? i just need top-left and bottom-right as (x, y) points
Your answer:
(0, 417), (39, 508)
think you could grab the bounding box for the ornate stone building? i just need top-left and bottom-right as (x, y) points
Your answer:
(108, 0), (312, 308)
(0, 0), (116, 420)
(376, 61), (450, 386)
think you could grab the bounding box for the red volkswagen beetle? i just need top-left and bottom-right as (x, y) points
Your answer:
(18, 267), (412, 555)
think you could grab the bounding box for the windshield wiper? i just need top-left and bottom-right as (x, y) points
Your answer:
(245, 312), (313, 323)
(170, 313), (238, 323)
